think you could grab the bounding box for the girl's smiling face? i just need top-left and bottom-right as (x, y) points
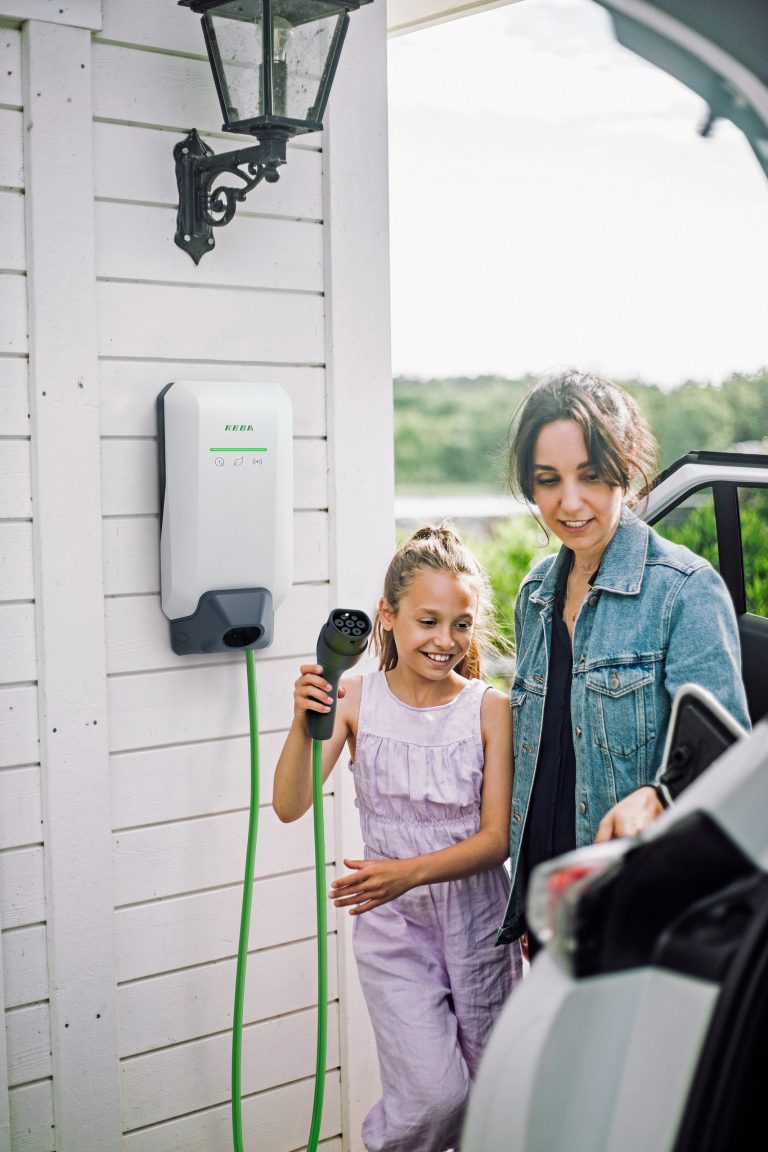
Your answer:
(532, 419), (624, 566)
(379, 568), (479, 680)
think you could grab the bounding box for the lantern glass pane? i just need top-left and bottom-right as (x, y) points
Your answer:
(208, 1), (344, 125)
(208, 1), (266, 123)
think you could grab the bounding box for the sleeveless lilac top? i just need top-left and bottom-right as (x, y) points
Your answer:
(350, 670), (490, 860)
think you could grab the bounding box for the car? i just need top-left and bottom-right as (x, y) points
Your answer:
(461, 683), (766, 1152)
(644, 450), (768, 728)
(460, 449), (768, 1152)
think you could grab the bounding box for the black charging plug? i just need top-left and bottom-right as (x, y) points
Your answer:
(307, 609), (372, 741)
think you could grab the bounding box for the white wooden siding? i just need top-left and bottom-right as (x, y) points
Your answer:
(0, 914), (8, 1152)
(0, 769), (42, 851)
(0, 32), (21, 104)
(0, 281), (26, 355)
(0, 0), (391, 1146)
(118, 937), (339, 1057)
(321, 0), (395, 1138)
(0, 361), (28, 433)
(0, 110), (23, 192)
(121, 1079), (342, 1152)
(115, 867), (336, 984)
(1, 927), (47, 1011)
(0, 690), (38, 770)
(7, 1084), (54, 1152)
(94, 1), (384, 1149)
(21, 12), (123, 1149)
(0, 193), (24, 271)
(0, 26), (49, 1152)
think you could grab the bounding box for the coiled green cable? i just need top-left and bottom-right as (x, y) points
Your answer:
(232, 649), (329, 1152)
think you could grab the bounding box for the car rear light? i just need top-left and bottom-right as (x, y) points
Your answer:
(527, 839), (632, 969)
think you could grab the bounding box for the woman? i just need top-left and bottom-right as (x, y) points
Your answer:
(495, 371), (751, 957)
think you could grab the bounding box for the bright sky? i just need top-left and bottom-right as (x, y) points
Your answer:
(386, 0), (768, 389)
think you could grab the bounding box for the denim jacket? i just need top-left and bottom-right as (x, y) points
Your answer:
(496, 505), (751, 945)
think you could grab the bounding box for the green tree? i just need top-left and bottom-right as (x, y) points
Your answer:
(394, 371), (768, 490)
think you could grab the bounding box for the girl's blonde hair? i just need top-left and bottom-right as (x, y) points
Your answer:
(372, 523), (495, 680)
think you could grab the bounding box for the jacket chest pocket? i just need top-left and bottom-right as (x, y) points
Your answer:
(586, 664), (657, 757)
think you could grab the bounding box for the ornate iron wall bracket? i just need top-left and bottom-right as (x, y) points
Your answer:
(174, 128), (289, 264)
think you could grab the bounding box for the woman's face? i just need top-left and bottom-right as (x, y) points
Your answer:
(531, 419), (624, 565)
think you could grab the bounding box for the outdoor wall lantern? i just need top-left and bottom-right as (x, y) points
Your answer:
(176, 0), (372, 263)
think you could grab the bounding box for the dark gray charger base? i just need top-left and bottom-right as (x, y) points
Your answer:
(169, 587), (274, 654)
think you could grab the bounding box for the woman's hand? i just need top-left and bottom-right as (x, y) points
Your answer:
(330, 857), (414, 915)
(594, 785), (663, 842)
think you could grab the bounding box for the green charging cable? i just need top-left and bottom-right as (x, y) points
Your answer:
(308, 737), (329, 1149)
(232, 648), (260, 1152)
(232, 648), (329, 1152)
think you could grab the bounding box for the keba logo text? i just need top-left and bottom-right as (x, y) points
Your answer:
(224, 424), (254, 431)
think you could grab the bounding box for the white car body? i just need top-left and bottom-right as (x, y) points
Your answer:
(462, 714), (768, 1152)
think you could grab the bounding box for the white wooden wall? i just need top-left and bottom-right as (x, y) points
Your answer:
(0, 1), (393, 1150)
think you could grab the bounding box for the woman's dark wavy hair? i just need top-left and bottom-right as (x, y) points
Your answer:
(507, 369), (658, 506)
(372, 523), (495, 680)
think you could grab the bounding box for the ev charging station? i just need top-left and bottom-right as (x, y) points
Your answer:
(156, 379), (370, 1152)
(157, 379), (293, 653)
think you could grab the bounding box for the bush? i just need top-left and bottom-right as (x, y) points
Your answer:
(466, 516), (559, 656)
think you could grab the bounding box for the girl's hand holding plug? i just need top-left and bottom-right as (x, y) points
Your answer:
(293, 663), (346, 726)
(331, 857), (415, 914)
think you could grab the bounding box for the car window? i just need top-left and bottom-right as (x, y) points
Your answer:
(738, 487), (768, 617)
(652, 486), (720, 574)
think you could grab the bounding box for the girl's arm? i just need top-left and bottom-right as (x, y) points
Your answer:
(272, 665), (359, 823)
(330, 686), (513, 914)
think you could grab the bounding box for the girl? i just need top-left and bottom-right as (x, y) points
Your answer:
(273, 525), (522, 1152)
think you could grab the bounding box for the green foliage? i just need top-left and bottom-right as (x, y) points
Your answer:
(466, 516), (559, 654)
(645, 490), (768, 617)
(742, 503), (768, 616)
(653, 502), (720, 569)
(394, 375), (534, 490)
(393, 370), (768, 677)
(394, 370), (768, 489)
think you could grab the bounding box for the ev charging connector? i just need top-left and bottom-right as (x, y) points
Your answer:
(308, 609), (373, 739)
(157, 379), (292, 653)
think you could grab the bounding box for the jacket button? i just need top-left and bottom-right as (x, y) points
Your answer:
(575, 726), (583, 737)
(588, 594), (599, 607)
(579, 801), (587, 814)
(610, 671), (620, 689)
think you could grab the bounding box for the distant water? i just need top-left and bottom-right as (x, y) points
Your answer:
(395, 493), (529, 521)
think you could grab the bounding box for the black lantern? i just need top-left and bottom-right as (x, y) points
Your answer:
(176, 0), (372, 263)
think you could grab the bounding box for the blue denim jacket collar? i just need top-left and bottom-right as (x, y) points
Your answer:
(528, 505), (649, 606)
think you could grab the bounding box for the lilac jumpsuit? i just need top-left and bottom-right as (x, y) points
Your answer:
(350, 671), (522, 1152)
